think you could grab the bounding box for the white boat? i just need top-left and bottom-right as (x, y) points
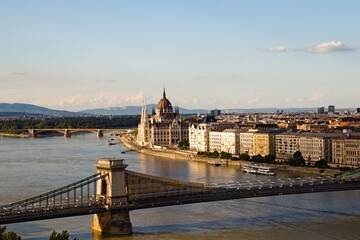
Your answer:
(207, 160), (221, 166)
(242, 164), (276, 175)
(107, 139), (117, 145)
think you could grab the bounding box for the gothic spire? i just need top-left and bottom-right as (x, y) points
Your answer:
(163, 86), (166, 98)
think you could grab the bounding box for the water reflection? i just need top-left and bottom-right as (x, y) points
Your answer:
(0, 134), (359, 240)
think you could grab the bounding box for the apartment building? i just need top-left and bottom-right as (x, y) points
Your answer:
(209, 130), (223, 152)
(253, 130), (277, 156)
(239, 129), (258, 156)
(220, 129), (242, 155)
(297, 133), (336, 162)
(276, 133), (300, 159)
(332, 136), (360, 166)
(189, 123), (211, 152)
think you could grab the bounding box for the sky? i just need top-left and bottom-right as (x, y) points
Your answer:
(1, 0), (359, 111)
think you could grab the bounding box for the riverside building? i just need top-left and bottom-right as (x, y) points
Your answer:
(137, 88), (189, 148)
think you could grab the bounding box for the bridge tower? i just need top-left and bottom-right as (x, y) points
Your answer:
(92, 158), (132, 235)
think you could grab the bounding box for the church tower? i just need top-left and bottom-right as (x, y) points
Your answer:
(137, 100), (150, 146)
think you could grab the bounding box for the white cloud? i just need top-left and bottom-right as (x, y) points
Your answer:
(285, 97), (304, 104)
(310, 93), (323, 101)
(307, 41), (355, 53)
(57, 91), (145, 109)
(246, 98), (260, 105)
(257, 46), (287, 53)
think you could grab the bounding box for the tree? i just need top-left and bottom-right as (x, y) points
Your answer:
(220, 151), (232, 159)
(251, 154), (264, 163)
(288, 151), (305, 166)
(177, 140), (189, 149)
(0, 226), (22, 240)
(239, 153), (250, 161)
(264, 154), (276, 163)
(49, 230), (79, 240)
(211, 151), (219, 158)
(314, 159), (328, 168)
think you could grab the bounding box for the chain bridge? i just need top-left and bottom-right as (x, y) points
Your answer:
(1, 158), (359, 235)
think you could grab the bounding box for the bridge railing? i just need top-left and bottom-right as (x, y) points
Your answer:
(127, 176), (353, 201)
(0, 173), (108, 216)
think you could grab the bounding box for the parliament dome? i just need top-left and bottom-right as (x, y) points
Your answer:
(157, 88), (173, 112)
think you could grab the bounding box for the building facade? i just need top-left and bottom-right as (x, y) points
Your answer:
(275, 133), (299, 159)
(332, 136), (360, 166)
(209, 130), (222, 152)
(220, 129), (241, 155)
(189, 123), (211, 152)
(137, 88), (189, 148)
(297, 133), (333, 162)
(239, 129), (258, 156)
(253, 131), (277, 156)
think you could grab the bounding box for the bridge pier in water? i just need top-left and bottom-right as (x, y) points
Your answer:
(97, 129), (104, 138)
(92, 158), (132, 235)
(64, 129), (71, 138)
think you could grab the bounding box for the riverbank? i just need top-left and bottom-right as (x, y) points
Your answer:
(119, 135), (342, 176)
(0, 132), (28, 138)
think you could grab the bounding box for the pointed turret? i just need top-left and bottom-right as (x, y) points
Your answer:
(140, 100), (149, 123)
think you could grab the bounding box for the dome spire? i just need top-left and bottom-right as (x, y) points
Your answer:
(163, 85), (166, 98)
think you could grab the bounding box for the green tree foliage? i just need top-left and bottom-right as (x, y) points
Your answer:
(49, 230), (79, 240)
(177, 140), (189, 149)
(239, 153), (251, 161)
(0, 226), (22, 240)
(314, 159), (328, 168)
(0, 116), (140, 133)
(264, 154), (276, 163)
(220, 151), (232, 159)
(287, 151), (305, 166)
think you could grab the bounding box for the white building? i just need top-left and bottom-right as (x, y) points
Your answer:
(220, 129), (242, 154)
(189, 123), (211, 152)
(209, 130), (223, 152)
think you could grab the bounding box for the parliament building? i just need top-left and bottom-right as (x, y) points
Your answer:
(137, 88), (189, 147)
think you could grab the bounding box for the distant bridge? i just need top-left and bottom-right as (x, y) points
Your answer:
(27, 128), (128, 138)
(1, 158), (359, 235)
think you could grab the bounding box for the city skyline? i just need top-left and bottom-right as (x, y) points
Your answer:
(1, 1), (359, 111)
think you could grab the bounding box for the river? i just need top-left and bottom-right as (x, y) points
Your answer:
(0, 134), (359, 240)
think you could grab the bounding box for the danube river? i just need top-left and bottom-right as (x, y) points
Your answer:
(0, 134), (359, 239)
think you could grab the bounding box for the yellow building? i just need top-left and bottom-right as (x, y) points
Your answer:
(253, 131), (277, 156)
(332, 136), (360, 166)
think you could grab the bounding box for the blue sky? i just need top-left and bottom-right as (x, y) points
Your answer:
(1, 0), (359, 111)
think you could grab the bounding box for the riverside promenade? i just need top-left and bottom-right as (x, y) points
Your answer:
(119, 134), (342, 177)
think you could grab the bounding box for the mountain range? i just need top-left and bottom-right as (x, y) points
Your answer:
(0, 102), (321, 117)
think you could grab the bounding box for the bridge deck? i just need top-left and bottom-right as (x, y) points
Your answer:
(1, 176), (359, 225)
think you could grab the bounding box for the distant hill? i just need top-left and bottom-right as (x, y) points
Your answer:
(1, 102), (350, 117)
(80, 104), (209, 115)
(0, 103), (87, 116)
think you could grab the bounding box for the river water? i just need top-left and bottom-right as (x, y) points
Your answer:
(0, 134), (359, 240)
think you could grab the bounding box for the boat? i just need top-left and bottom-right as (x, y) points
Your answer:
(107, 139), (117, 145)
(242, 163), (276, 175)
(208, 160), (222, 166)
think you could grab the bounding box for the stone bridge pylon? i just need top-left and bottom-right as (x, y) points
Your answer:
(91, 158), (132, 235)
